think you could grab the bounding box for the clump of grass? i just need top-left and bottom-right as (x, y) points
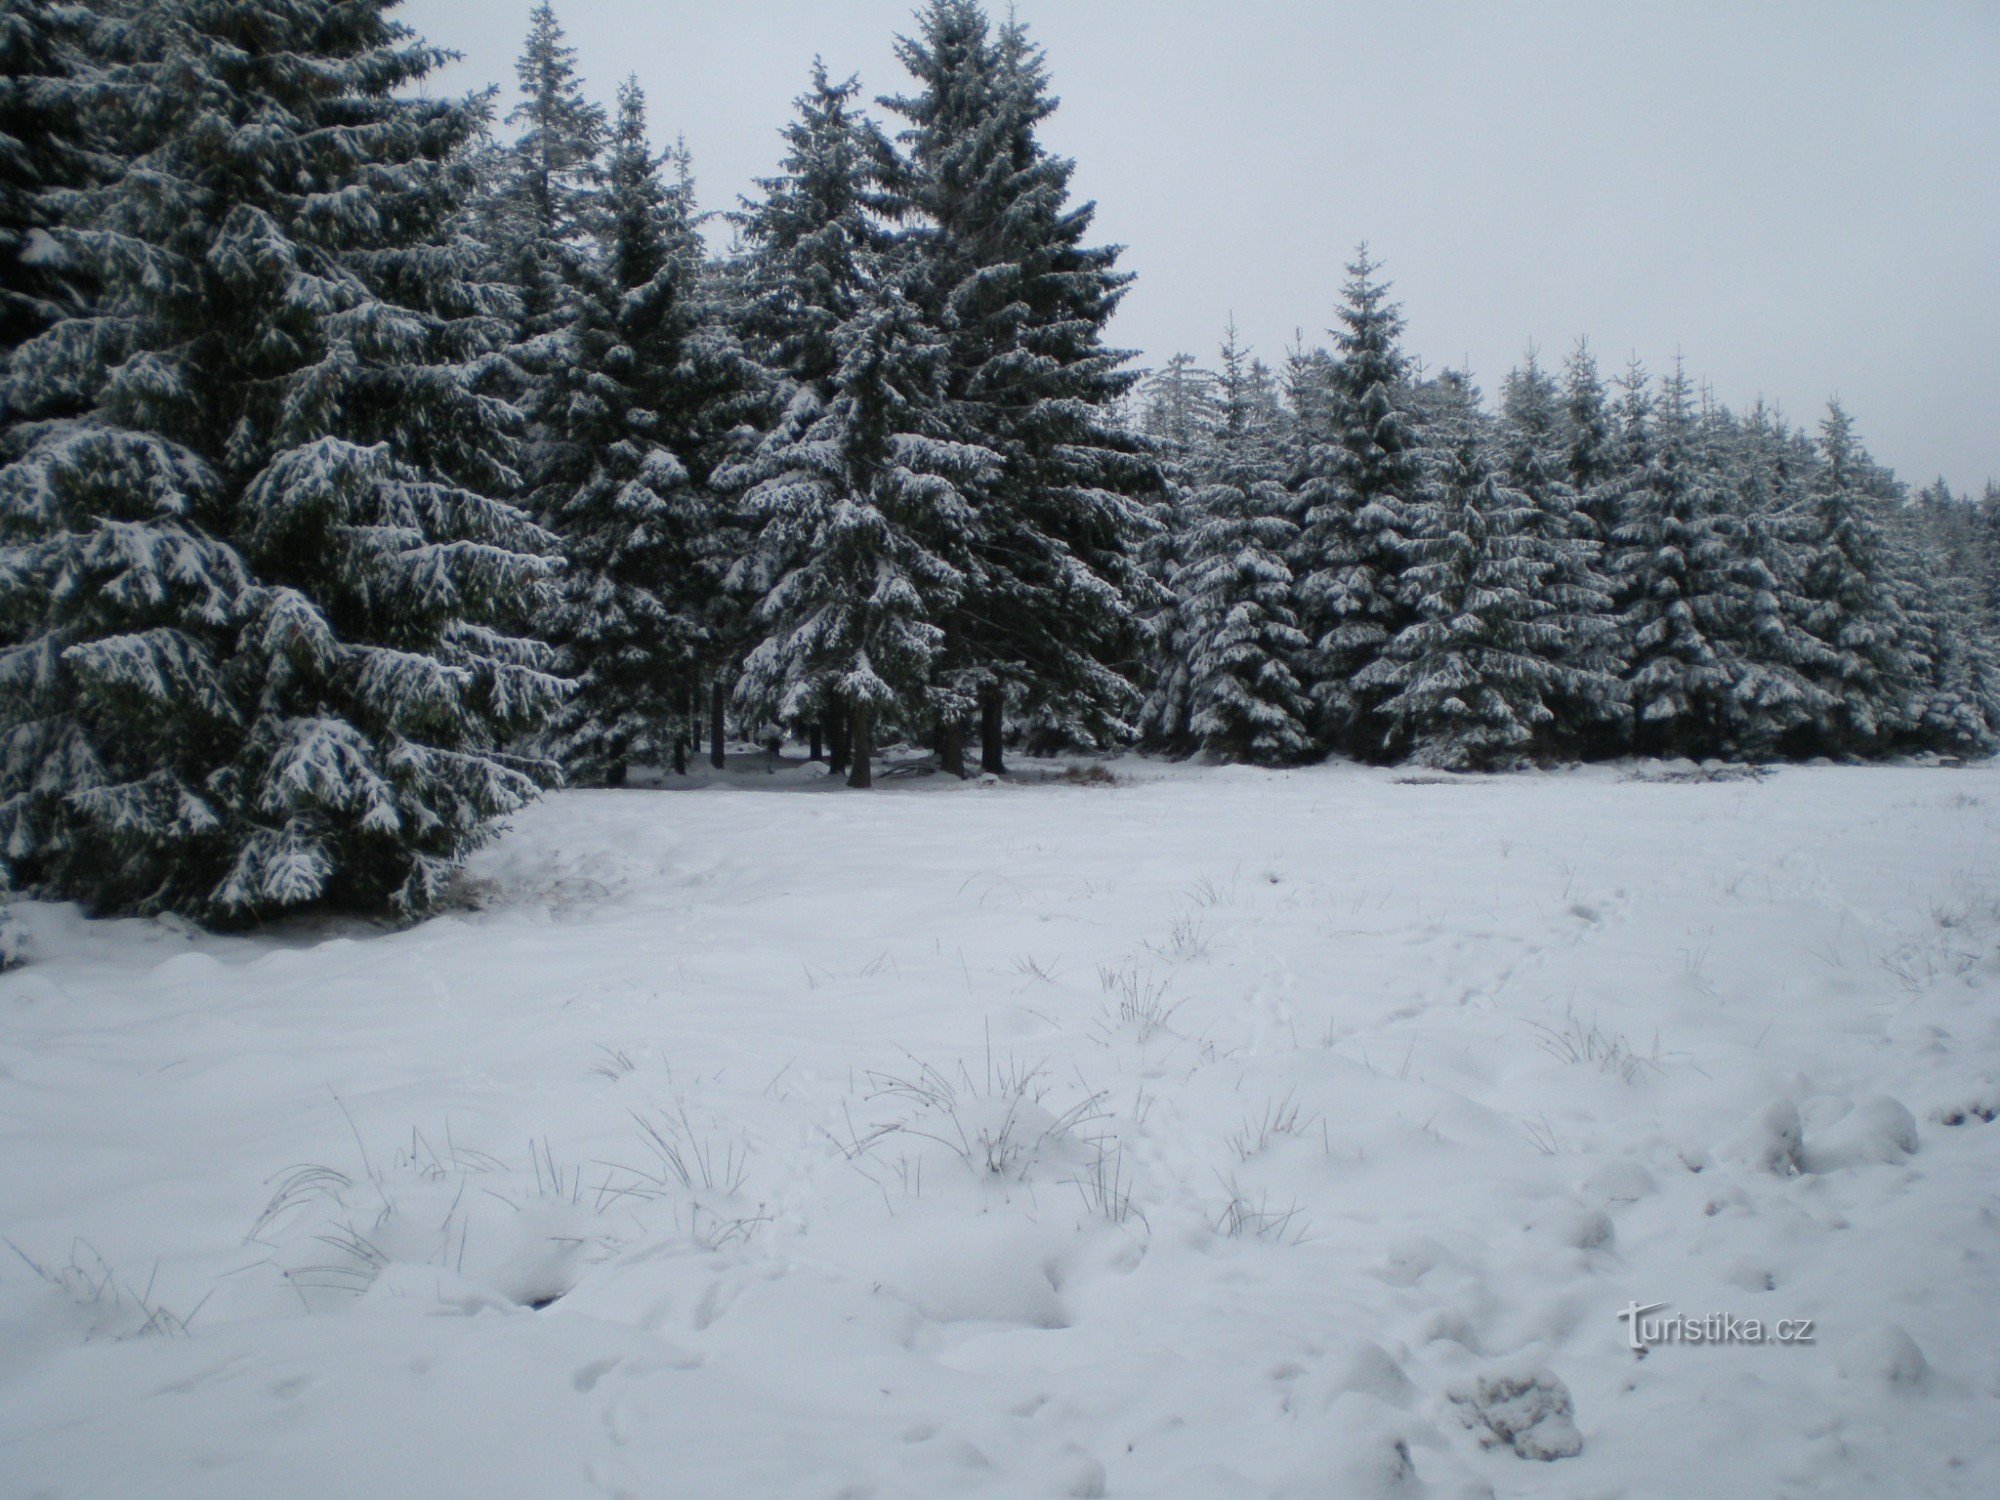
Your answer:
(1228, 1090), (1317, 1161)
(1095, 963), (1183, 1043)
(1528, 1010), (1663, 1084)
(1186, 872), (1240, 908)
(1212, 1174), (1309, 1243)
(860, 1049), (1107, 1181)
(1876, 940), (1980, 996)
(627, 1105), (751, 1196)
(1145, 911), (1211, 962)
(248, 1109), (762, 1310)
(1065, 1141), (1148, 1230)
(6, 1237), (212, 1339)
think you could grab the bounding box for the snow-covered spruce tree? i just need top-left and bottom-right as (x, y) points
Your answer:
(1133, 486), (1195, 749)
(1355, 379), (1595, 770)
(0, 0), (563, 921)
(1135, 353), (1219, 471)
(503, 3), (607, 287)
(506, 4), (605, 252)
(721, 262), (993, 789)
(880, 0), (1161, 768)
(1712, 399), (1837, 756)
(1129, 354), (1221, 753)
(1293, 246), (1425, 757)
(1790, 402), (1920, 754)
(1178, 328), (1312, 763)
(1978, 480), (2000, 625)
(657, 162), (779, 775)
(1497, 351), (1624, 753)
(1605, 364), (1749, 758)
(1131, 512), (1194, 752)
(473, 4), (605, 461)
(1896, 488), (2000, 754)
(1561, 340), (1619, 536)
(735, 63), (892, 393)
(1282, 339), (1337, 463)
(731, 59), (895, 770)
(533, 78), (715, 787)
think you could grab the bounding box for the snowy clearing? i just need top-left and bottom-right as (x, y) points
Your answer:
(4, 758), (1999, 1499)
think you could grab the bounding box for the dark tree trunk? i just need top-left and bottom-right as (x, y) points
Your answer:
(709, 678), (726, 770)
(809, 722), (823, 761)
(848, 702), (873, 788)
(672, 736), (686, 776)
(979, 682), (1005, 775)
(828, 703), (849, 776)
(940, 717), (966, 778)
(605, 758), (627, 789)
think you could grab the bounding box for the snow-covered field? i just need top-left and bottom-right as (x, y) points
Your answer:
(4, 757), (1999, 1499)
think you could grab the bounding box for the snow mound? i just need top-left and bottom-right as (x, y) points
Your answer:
(1801, 1096), (1919, 1171)
(1838, 1325), (1930, 1390)
(1527, 1200), (1615, 1251)
(1731, 1098), (1805, 1174)
(832, 1208), (1077, 1328)
(1580, 1158), (1657, 1204)
(1276, 1432), (1427, 1500)
(1289, 1338), (1418, 1414)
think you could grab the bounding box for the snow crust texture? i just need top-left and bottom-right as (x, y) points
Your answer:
(2, 758), (1999, 1497)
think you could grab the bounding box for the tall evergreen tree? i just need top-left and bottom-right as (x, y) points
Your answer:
(1130, 353), (1218, 752)
(1606, 364), (1743, 757)
(506, 5), (604, 248)
(1293, 246), (1425, 756)
(1132, 509), (1195, 752)
(1357, 380), (1594, 769)
(536, 78), (716, 785)
(1281, 338), (1337, 465)
(476, 5), (606, 450)
(732, 59), (894, 768)
(1559, 339), (1629, 573)
(1791, 402), (1918, 753)
(1135, 353), (1219, 470)
(1978, 481), (2000, 625)
(1178, 327), (1312, 763)
(721, 268), (993, 789)
(1899, 485), (2000, 754)
(1498, 351), (1624, 752)
(880, 0), (1160, 767)
(736, 63), (891, 388)
(1717, 399), (1836, 754)
(0, 0), (563, 921)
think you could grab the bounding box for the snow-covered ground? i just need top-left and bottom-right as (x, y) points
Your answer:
(4, 757), (1999, 1499)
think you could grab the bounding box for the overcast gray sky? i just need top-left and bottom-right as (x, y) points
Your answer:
(400, 0), (2000, 495)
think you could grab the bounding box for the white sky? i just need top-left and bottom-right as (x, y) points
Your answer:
(399, 0), (2000, 495)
